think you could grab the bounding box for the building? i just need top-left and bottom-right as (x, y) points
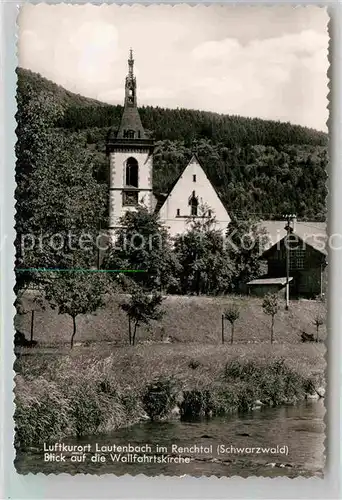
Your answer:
(247, 277), (294, 298)
(255, 220), (327, 298)
(106, 49), (154, 238)
(106, 50), (231, 239)
(106, 52), (328, 297)
(157, 154), (230, 238)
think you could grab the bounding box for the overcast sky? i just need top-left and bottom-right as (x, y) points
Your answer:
(18, 4), (329, 131)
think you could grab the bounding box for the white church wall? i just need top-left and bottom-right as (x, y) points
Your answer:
(158, 156), (231, 238)
(109, 150), (153, 228)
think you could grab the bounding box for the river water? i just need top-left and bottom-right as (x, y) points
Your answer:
(15, 399), (325, 477)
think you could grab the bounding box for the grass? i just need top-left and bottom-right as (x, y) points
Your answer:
(16, 342), (325, 389)
(16, 294), (327, 347)
(14, 294), (326, 448)
(14, 341), (325, 449)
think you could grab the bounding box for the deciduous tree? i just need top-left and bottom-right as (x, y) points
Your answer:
(44, 271), (109, 348)
(120, 288), (164, 346)
(262, 293), (280, 344)
(174, 206), (233, 295)
(104, 207), (179, 292)
(224, 304), (240, 345)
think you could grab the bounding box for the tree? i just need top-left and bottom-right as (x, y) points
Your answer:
(15, 86), (63, 292)
(174, 206), (233, 295)
(15, 84), (107, 293)
(313, 313), (325, 343)
(44, 271), (109, 348)
(262, 293), (280, 344)
(120, 288), (164, 346)
(226, 216), (270, 291)
(224, 304), (240, 345)
(104, 207), (179, 293)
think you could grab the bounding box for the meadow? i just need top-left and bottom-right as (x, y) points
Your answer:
(16, 294), (326, 347)
(14, 295), (326, 450)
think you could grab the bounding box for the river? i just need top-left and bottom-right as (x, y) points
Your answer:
(15, 399), (325, 477)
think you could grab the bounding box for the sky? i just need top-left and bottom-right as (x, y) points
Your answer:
(18, 4), (329, 131)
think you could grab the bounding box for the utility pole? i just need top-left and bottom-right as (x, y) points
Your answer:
(283, 214), (296, 311)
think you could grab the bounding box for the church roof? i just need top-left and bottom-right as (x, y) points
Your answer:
(116, 105), (147, 140)
(155, 154), (229, 215)
(107, 50), (149, 145)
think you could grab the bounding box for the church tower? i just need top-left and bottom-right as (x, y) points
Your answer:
(107, 49), (154, 237)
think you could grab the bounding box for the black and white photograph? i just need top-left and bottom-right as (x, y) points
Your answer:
(13, 4), (328, 477)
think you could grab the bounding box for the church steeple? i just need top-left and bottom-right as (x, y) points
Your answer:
(116, 49), (146, 139)
(107, 48), (154, 237)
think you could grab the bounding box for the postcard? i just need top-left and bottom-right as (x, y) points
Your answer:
(13, 4), (328, 479)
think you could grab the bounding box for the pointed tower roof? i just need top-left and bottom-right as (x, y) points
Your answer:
(116, 49), (146, 140)
(107, 50), (153, 153)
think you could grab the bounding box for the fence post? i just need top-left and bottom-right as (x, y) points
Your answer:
(30, 310), (35, 342)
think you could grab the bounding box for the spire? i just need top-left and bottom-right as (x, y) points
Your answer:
(128, 48), (134, 77)
(116, 49), (146, 140)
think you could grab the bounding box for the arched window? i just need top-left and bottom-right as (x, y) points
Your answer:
(125, 157), (138, 187)
(189, 192), (198, 216)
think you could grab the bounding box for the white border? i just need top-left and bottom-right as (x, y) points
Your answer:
(1, 2), (340, 499)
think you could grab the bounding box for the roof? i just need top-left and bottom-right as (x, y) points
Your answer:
(116, 105), (147, 140)
(155, 154), (229, 214)
(259, 220), (327, 255)
(247, 277), (293, 286)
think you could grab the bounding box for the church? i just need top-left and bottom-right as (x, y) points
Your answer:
(106, 50), (231, 239)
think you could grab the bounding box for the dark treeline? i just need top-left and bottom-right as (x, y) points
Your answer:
(153, 140), (328, 221)
(60, 104), (328, 149)
(17, 67), (327, 148)
(17, 67), (328, 221)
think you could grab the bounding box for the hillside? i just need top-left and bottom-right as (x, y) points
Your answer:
(16, 67), (108, 108)
(16, 67), (328, 220)
(17, 67), (328, 147)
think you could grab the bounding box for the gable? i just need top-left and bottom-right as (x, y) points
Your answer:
(157, 155), (230, 223)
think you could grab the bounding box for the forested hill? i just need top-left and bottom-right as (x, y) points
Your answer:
(17, 67), (328, 221)
(18, 67), (327, 147)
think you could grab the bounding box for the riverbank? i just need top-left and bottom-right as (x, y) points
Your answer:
(15, 399), (325, 477)
(14, 342), (325, 449)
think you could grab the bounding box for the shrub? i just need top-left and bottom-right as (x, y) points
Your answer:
(120, 391), (144, 423)
(180, 389), (214, 420)
(14, 376), (70, 449)
(235, 384), (258, 412)
(188, 359), (201, 370)
(142, 377), (178, 421)
(224, 357), (314, 407)
(209, 388), (239, 416)
(67, 381), (105, 437)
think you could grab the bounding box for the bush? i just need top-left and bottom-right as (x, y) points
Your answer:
(142, 377), (178, 421)
(224, 357), (314, 406)
(14, 376), (70, 449)
(209, 388), (239, 416)
(188, 359), (201, 370)
(68, 382), (105, 437)
(180, 389), (214, 420)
